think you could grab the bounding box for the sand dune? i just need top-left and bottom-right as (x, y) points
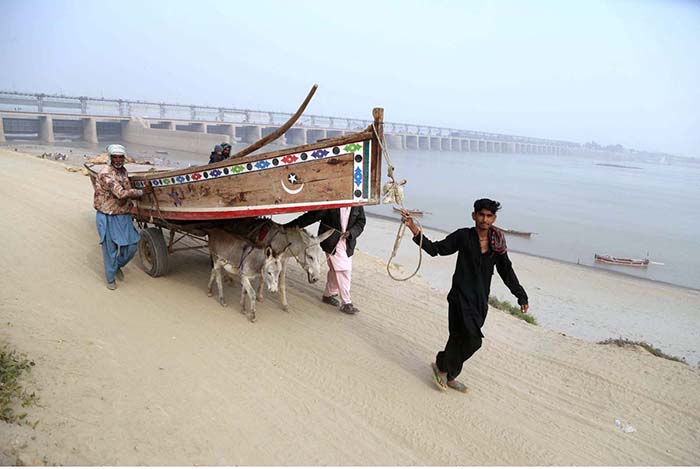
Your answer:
(1, 149), (699, 465)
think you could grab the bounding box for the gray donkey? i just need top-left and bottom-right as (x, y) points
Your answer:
(207, 228), (283, 323)
(222, 218), (333, 311)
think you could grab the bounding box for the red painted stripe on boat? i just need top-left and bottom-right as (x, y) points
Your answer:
(132, 202), (367, 221)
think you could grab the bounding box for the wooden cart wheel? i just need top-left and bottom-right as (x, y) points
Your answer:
(139, 227), (169, 277)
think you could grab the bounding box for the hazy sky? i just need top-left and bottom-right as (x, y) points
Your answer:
(1, 0), (698, 156)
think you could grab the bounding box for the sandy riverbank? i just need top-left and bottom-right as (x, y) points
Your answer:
(358, 213), (700, 366)
(1, 148), (699, 465)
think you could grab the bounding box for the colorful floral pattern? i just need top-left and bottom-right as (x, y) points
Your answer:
(133, 141), (371, 206)
(354, 167), (363, 186)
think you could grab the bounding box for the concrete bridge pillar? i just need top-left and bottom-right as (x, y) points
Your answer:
(405, 135), (418, 150)
(0, 116), (6, 143)
(82, 117), (98, 143)
(417, 136), (429, 150)
(449, 138), (460, 151)
(486, 141), (494, 153)
(39, 116), (54, 143)
(285, 128), (307, 145)
(221, 124), (236, 141)
(385, 133), (404, 150)
(236, 125), (262, 144)
(192, 122), (206, 133)
(430, 137), (441, 150)
(262, 127), (286, 144)
(307, 129), (326, 144)
(459, 139), (469, 152)
(161, 121), (175, 130)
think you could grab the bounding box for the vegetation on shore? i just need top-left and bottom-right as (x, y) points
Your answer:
(0, 343), (39, 426)
(598, 338), (687, 365)
(489, 296), (537, 325)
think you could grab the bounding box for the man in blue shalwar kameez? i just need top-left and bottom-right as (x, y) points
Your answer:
(93, 144), (152, 290)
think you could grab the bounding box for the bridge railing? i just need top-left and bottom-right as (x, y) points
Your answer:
(0, 90), (578, 147)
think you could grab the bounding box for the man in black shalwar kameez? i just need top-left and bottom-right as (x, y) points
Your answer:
(401, 198), (529, 393)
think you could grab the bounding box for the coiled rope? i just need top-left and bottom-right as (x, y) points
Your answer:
(372, 123), (423, 281)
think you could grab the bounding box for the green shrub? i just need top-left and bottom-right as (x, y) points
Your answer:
(489, 296), (537, 325)
(0, 344), (39, 426)
(598, 338), (686, 364)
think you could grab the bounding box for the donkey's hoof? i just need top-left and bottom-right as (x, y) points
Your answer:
(248, 314), (256, 323)
(219, 300), (227, 307)
(207, 292), (213, 297)
(282, 304), (289, 312)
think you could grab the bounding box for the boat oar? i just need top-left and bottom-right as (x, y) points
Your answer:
(230, 84), (318, 160)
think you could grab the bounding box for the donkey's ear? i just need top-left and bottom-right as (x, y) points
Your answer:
(317, 229), (334, 243)
(265, 246), (273, 258)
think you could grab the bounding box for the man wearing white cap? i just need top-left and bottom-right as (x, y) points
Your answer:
(93, 144), (152, 290)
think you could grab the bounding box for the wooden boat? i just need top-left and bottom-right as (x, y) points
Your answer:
(86, 86), (383, 221)
(393, 207), (425, 217)
(499, 227), (534, 238)
(594, 254), (650, 267)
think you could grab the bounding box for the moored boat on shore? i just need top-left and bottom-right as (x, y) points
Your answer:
(393, 207), (426, 217)
(499, 227), (534, 237)
(594, 254), (650, 267)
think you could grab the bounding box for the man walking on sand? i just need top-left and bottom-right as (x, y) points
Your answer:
(285, 207), (366, 314)
(93, 144), (152, 290)
(401, 198), (529, 393)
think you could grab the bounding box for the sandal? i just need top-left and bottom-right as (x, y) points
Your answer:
(322, 295), (340, 307)
(447, 379), (468, 393)
(431, 363), (448, 391)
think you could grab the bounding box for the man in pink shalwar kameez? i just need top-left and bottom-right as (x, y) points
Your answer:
(285, 206), (366, 314)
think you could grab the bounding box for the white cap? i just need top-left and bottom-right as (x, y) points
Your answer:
(106, 144), (126, 156)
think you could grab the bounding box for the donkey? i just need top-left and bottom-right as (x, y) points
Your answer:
(207, 228), (283, 323)
(222, 218), (333, 311)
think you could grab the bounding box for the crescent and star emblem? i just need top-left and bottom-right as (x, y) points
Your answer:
(281, 173), (304, 195)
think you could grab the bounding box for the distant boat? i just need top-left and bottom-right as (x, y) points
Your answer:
(393, 207), (428, 217)
(594, 254), (650, 267)
(499, 227), (534, 238)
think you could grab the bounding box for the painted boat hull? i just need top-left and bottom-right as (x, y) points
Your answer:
(87, 130), (382, 221)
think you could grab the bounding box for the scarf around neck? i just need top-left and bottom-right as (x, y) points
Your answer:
(488, 226), (507, 254)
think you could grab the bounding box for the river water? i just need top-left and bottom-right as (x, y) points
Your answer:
(366, 150), (700, 290)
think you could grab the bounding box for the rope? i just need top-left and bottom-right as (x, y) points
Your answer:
(372, 123), (423, 281)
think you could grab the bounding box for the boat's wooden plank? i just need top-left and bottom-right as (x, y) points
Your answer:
(230, 84), (318, 160)
(370, 108), (383, 202)
(141, 153), (356, 211)
(129, 131), (374, 180)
